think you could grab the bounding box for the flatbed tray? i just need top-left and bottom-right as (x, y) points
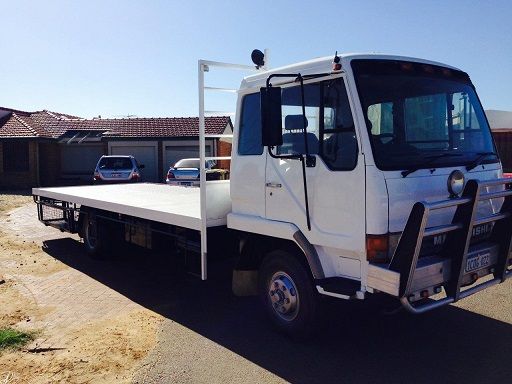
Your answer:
(32, 182), (231, 230)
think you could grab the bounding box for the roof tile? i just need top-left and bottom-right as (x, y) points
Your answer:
(61, 116), (231, 138)
(0, 106), (231, 139)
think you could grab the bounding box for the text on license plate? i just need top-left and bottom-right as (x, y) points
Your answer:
(465, 252), (491, 273)
(112, 173), (121, 177)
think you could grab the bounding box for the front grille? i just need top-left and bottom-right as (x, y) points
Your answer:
(419, 222), (495, 257)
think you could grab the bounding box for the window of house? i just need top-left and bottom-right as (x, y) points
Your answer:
(3, 141), (29, 172)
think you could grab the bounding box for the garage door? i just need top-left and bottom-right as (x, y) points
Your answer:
(164, 145), (212, 170)
(60, 144), (105, 176)
(110, 145), (158, 182)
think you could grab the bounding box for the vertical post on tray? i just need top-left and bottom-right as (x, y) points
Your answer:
(197, 53), (268, 280)
(198, 60), (208, 280)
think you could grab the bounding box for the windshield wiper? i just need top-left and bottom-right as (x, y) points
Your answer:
(465, 152), (499, 171)
(401, 153), (463, 178)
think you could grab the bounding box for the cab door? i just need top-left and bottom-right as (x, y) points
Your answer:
(265, 77), (366, 271)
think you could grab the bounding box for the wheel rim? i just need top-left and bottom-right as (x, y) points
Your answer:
(85, 218), (98, 249)
(268, 271), (299, 321)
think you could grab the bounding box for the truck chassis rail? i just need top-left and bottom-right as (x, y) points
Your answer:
(388, 178), (512, 313)
(34, 194), (199, 245)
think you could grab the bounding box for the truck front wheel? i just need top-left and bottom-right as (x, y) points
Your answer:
(259, 250), (318, 336)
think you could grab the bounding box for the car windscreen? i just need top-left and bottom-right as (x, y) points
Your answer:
(98, 157), (133, 170)
(174, 159), (200, 169)
(352, 59), (496, 170)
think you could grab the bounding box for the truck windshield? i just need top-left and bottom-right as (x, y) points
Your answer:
(352, 59), (497, 171)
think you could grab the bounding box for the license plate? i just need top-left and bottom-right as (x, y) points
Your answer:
(180, 181), (192, 186)
(465, 252), (491, 273)
(111, 173), (121, 177)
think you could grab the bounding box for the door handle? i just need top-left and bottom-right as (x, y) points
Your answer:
(266, 182), (282, 188)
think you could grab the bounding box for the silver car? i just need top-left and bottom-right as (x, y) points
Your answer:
(93, 155), (144, 184)
(166, 158), (216, 186)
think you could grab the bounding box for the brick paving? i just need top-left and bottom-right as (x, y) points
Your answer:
(1, 203), (71, 243)
(1, 203), (143, 348)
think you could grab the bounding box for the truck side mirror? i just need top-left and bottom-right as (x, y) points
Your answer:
(260, 86), (283, 147)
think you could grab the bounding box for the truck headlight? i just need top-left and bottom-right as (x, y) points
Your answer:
(447, 170), (465, 197)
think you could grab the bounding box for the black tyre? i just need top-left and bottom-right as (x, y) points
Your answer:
(259, 250), (319, 336)
(82, 213), (105, 258)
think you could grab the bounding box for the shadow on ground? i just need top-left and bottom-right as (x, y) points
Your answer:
(42, 237), (511, 384)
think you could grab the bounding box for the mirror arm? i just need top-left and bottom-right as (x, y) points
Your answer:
(265, 72), (313, 231)
(267, 146), (301, 161)
(298, 75), (310, 156)
(296, 74), (316, 168)
(266, 147), (312, 231)
(300, 155), (312, 231)
(297, 74), (312, 229)
(266, 73), (302, 87)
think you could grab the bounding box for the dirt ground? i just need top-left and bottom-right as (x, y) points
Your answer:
(0, 192), (162, 384)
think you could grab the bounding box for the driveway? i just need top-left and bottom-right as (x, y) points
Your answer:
(0, 195), (161, 384)
(1, 194), (511, 383)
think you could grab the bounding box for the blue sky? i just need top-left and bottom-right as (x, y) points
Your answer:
(1, 0), (511, 118)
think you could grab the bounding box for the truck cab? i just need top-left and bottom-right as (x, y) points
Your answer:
(228, 53), (511, 332)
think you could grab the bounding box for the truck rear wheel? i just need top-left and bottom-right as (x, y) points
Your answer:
(82, 213), (104, 258)
(259, 250), (318, 336)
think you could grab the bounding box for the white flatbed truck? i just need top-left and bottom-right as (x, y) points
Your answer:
(33, 52), (512, 334)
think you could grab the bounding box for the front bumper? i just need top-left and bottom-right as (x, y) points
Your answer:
(93, 178), (139, 184)
(368, 177), (512, 314)
(166, 179), (200, 187)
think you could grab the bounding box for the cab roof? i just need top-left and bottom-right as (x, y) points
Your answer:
(240, 53), (461, 90)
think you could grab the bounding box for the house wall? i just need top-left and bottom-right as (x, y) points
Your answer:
(0, 136), (234, 189)
(39, 142), (61, 187)
(0, 140), (39, 189)
(217, 140), (232, 170)
(0, 142), (3, 175)
(493, 131), (512, 172)
(59, 142), (107, 185)
(108, 141), (159, 182)
(157, 143), (164, 181)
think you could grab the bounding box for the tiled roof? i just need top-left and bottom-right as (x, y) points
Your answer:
(0, 107), (81, 138)
(0, 106), (231, 139)
(100, 116), (231, 138)
(0, 113), (42, 137)
(44, 116), (231, 138)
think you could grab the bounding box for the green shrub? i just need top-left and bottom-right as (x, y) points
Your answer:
(0, 328), (33, 351)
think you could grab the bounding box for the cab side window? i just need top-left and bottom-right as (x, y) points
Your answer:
(278, 84), (320, 156)
(238, 93), (263, 156)
(238, 79), (358, 170)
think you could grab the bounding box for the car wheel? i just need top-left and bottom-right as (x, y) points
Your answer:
(259, 250), (319, 336)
